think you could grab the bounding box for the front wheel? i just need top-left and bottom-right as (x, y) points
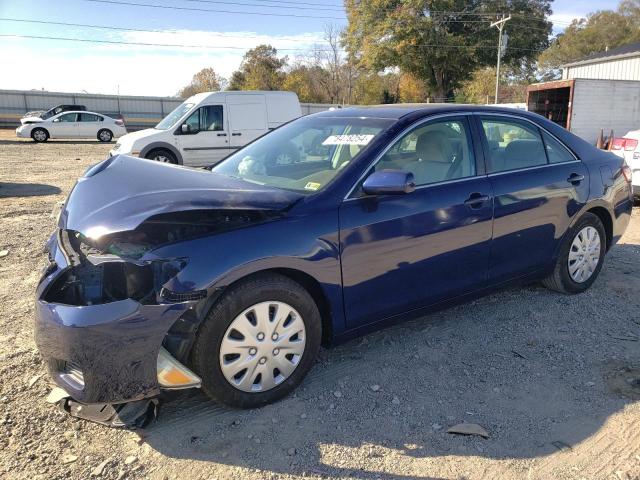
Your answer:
(31, 128), (48, 143)
(542, 212), (606, 294)
(97, 129), (113, 142)
(145, 148), (177, 164)
(191, 273), (322, 408)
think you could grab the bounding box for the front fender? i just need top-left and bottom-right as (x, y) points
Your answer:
(148, 209), (347, 337)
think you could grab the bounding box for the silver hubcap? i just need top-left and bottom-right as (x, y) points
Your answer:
(568, 226), (601, 283)
(219, 301), (306, 393)
(154, 155), (169, 162)
(34, 130), (46, 141)
(99, 131), (111, 141)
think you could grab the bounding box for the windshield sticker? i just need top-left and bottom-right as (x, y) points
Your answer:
(322, 134), (375, 146)
(304, 182), (322, 191)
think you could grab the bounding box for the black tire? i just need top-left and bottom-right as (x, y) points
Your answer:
(145, 148), (177, 164)
(97, 129), (113, 143)
(542, 212), (607, 294)
(31, 128), (49, 143)
(192, 273), (322, 409)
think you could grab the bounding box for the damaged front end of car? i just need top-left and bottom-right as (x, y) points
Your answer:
(35, 155), (298, 427)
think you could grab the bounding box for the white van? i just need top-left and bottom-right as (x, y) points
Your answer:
(110, 91), (302, 166)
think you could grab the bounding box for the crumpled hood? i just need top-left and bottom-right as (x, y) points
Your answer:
(59, 155), (303, 238)
(20, 116), (44, 125)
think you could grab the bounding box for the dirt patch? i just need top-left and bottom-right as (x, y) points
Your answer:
(606, 362), (640, 400)
(1, 128), (639, 480)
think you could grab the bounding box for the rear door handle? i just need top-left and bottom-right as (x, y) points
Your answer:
(232, 132), (242, 136)
(567, 173), (585, 184)
(463, 193), (491, 209)
(217, 133), (227, 137)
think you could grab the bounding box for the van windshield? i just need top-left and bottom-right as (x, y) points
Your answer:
(156, 102), (195, 130)
(212, 116), (393, 194)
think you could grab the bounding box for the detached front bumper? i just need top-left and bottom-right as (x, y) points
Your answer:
(35, 234), (197, 405)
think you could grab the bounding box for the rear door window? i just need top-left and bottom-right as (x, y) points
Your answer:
(541, 130), (575, 163)
(80, 113), (102, 122)
(480, 117), (547, 173)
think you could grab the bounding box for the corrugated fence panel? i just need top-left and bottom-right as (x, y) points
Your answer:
(0, 89), (335, 131)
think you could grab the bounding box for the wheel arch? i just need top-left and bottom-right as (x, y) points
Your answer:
(31, 126), (49, 137)
(214, 268), (334, 347)
(139, 142), (184, 165)
(586, 205), (613, 251)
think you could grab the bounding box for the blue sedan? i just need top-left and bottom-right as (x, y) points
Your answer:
(35, 105), (633, 418)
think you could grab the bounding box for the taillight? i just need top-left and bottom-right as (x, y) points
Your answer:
(115, 119), (125, 126)
(621, 165), (632, 183)
(611, 138), (626, 150)
(624, 138), (638, 151)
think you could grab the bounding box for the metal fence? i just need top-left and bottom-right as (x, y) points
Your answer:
(0, 89), (339, 130)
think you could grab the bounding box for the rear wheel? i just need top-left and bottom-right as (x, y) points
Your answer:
(97, 129), (113, 142)
(31, 128), (48, 143)
(146, 148), (177, 164)
(542, 212), (606, 294)
(192, 273), (322, 408)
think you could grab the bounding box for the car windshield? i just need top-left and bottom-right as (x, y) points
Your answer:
(212, 116), (393, 194)
(40, 108), (58, 120)
(155, 102), (195, 130)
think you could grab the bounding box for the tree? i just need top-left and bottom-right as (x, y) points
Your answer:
(457, 67), (527, 104)
(178, 68), (227, 97)
(343, 0), (552, 101)
(228, 45), (288, 91)
(398, 72), (427, 102)
(538, 0), (640, 79)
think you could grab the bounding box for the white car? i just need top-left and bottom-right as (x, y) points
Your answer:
(16, 111), (127, 143)
(611, 131), (640, 198)
(110, 91), (301, 166)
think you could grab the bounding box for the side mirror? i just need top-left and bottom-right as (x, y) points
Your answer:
(362, 169), (416, 195)
(181, 124), (198, 134)
(52, 118), (60, 123)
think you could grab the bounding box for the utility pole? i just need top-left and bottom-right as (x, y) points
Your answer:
(490, 14), (511, 104)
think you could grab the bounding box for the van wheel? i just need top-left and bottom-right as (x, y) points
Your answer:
(191, 273), (322, 409)
(97, 129), (113, 142)
(542, 213), (606, 294)
(31, 128), (48, 143)
(146, 148), (177, 164)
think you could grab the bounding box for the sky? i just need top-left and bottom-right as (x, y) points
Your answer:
(0, 0), (621, 97)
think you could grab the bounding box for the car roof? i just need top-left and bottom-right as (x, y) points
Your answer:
(54, 110), (104, 116)
(312, 104), (533, 120)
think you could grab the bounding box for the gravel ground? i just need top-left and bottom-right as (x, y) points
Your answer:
(0, 128), (639, 480)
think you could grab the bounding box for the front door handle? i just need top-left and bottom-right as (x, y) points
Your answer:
(463, 193), (491, 209)
(567, 173), (585, 184)
(232, 132), (242, 136)
(217, 133), (227, 137)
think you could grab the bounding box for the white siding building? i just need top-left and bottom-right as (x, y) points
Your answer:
(561, 42), (640, 81)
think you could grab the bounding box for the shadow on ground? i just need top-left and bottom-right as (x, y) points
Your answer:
(141, 244), (640, 479)
(0, 182), (61, 197)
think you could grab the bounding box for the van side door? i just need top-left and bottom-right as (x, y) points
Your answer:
(176, 105), (230, 166)
(227, 94), (268, 149)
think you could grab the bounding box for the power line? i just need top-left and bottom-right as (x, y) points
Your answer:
(0, 33), (331, 50)
(183, 0), (345, 12)
(0, 32), (547, 53)
(83, 0), (346, 19)
(83, 0), (570, 26)
(0, 17), (326, 42)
